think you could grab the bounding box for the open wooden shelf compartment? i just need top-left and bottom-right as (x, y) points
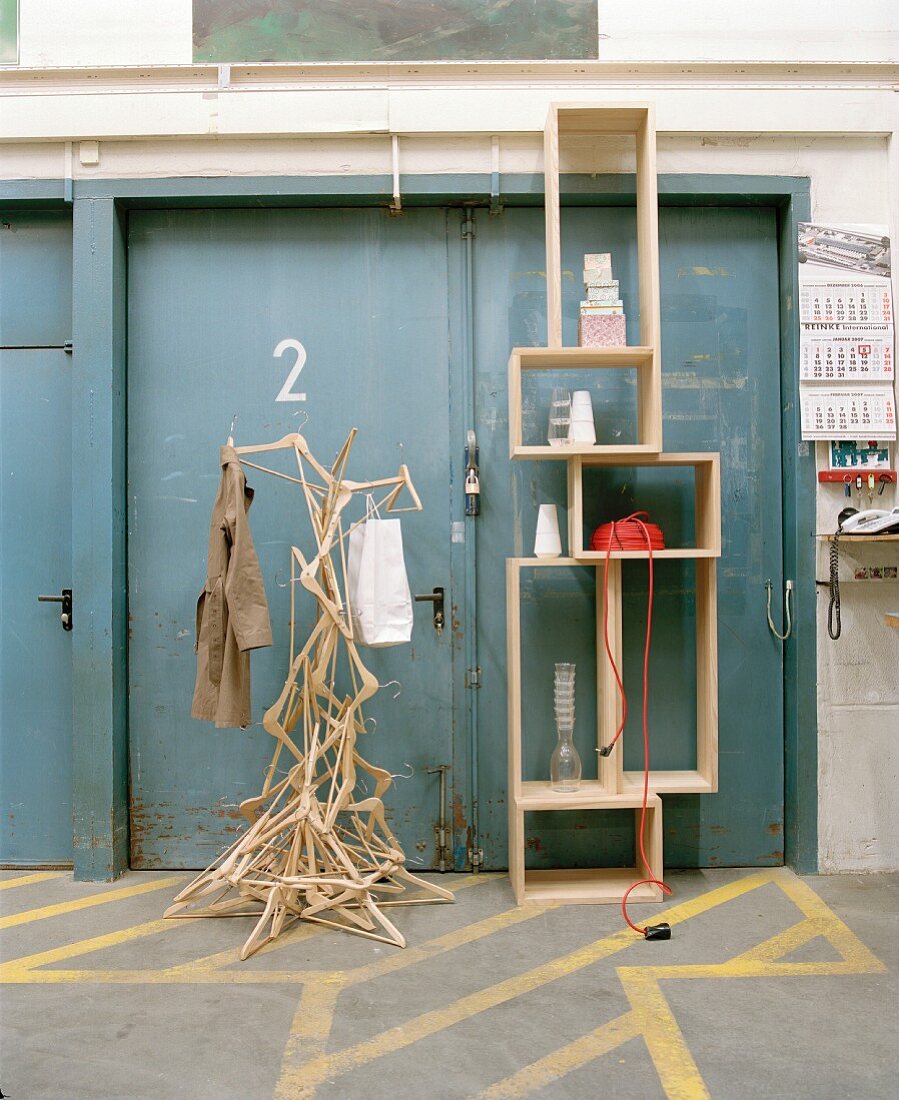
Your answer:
(506, 558), (718, 799)
(508, 346), (662, 458)
(544, 103), (660, 353)
(567, 452), (722, 561)
(511, 793), (664, 905)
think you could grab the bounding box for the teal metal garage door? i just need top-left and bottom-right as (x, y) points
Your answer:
(0, 210), (74, 865)
(473, 204), (785, 869)
(127, 208), (461, 869)
(128, 199), (785, 873)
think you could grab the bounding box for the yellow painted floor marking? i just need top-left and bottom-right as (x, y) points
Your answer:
(0, 874), (186, 931)
(1, 869), (496, 983)
(731, 919), (819, 964)
(776, 871), (886, 972)
(279, 979), (343, 1066)
(275, 871), (781, 1099)
(0, 919), (173, 981)
(620, 969), (710, 1100)
(167, 873), (495, 977)
(476, 871), (884, 1100)
(274, 893), (558, 1098)
(165, 920), (325, 975)
(0, 871), (67, 891)
(278, 869), (886, 1100)
(347, 899), (561, 986)
(476, 1010), (643, 1100)
(3, 865), (884, 1100)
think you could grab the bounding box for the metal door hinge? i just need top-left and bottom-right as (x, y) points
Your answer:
(468, 846), (484, 870)
(465, 666), (481, 689)
(63, 340), (73, 354)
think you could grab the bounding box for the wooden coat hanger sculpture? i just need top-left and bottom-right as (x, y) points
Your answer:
(165, 428), (453, 959)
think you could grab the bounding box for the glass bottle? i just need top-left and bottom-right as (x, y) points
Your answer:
(550, 663), (582, 792)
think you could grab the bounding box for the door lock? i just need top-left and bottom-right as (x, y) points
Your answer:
(38, 588), (73, 631)
(414, 587), (445, 634)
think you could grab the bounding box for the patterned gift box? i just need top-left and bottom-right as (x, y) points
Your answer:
(583, 273), (618, 288)
(586, 286), (623, 304)
(584, 252), (612, 272)
(580, 302), (624, 314)
(579, 313), (627, 347)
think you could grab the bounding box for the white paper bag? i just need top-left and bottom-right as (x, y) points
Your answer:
(347, 501), (414, 648)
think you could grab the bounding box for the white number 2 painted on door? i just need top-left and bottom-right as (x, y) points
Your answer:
(274, 338), (307, 402)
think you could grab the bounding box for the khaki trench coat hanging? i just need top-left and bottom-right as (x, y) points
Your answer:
(191, 445), (273, 728)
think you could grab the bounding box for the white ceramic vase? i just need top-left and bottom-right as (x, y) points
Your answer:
(534, 504), (563, 558)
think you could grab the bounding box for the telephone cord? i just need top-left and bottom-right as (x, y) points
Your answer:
(828, 529), (842, 640)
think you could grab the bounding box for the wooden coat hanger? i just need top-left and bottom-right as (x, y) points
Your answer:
(166, 424), (452, 958)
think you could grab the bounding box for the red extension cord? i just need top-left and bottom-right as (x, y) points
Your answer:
(594, 512), (673, 938)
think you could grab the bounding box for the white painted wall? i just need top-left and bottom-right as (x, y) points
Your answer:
(599, 1), (899, 63)
(18, 1), (191, 67)
(1, 3), (897, 872)
(9, 0), (898, 67)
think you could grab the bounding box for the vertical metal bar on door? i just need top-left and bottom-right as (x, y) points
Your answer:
(461, 208), (482, 869)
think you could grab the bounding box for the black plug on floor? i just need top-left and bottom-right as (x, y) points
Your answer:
(644, 923), (671, 940)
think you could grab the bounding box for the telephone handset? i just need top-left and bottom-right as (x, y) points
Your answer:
(839, 508), (899, 535)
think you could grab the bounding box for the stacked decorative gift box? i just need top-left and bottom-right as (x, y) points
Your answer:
(578, 252), (627, 348)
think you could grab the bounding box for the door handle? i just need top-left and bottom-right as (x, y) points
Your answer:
(414, 587), (445, 634)
(765, 579), (793, 642)
(38, 588), (73, 631)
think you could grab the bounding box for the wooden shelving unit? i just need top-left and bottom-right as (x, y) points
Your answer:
(505, 103), (721, 905)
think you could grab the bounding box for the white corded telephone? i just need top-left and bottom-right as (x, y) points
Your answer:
(839, 508), (899, 535)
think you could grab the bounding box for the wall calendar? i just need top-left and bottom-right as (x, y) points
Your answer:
(797, 222), (895, 441)
(800, 386), (896, 441)
(799, 334), (893, 382)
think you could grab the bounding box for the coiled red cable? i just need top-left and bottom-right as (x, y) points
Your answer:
(591, 516), (666, 552)
(597, 512), (673, 935)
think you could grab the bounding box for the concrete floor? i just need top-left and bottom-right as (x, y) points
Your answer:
(1, 867), (896, 1099)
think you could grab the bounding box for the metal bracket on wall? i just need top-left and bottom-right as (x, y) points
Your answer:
(468, 846), (484, 870)
(389, 135), (402, 216)
(489, 136), (504, 216)
(63, 142), (73, 204)
(465, 666), (481, 689)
